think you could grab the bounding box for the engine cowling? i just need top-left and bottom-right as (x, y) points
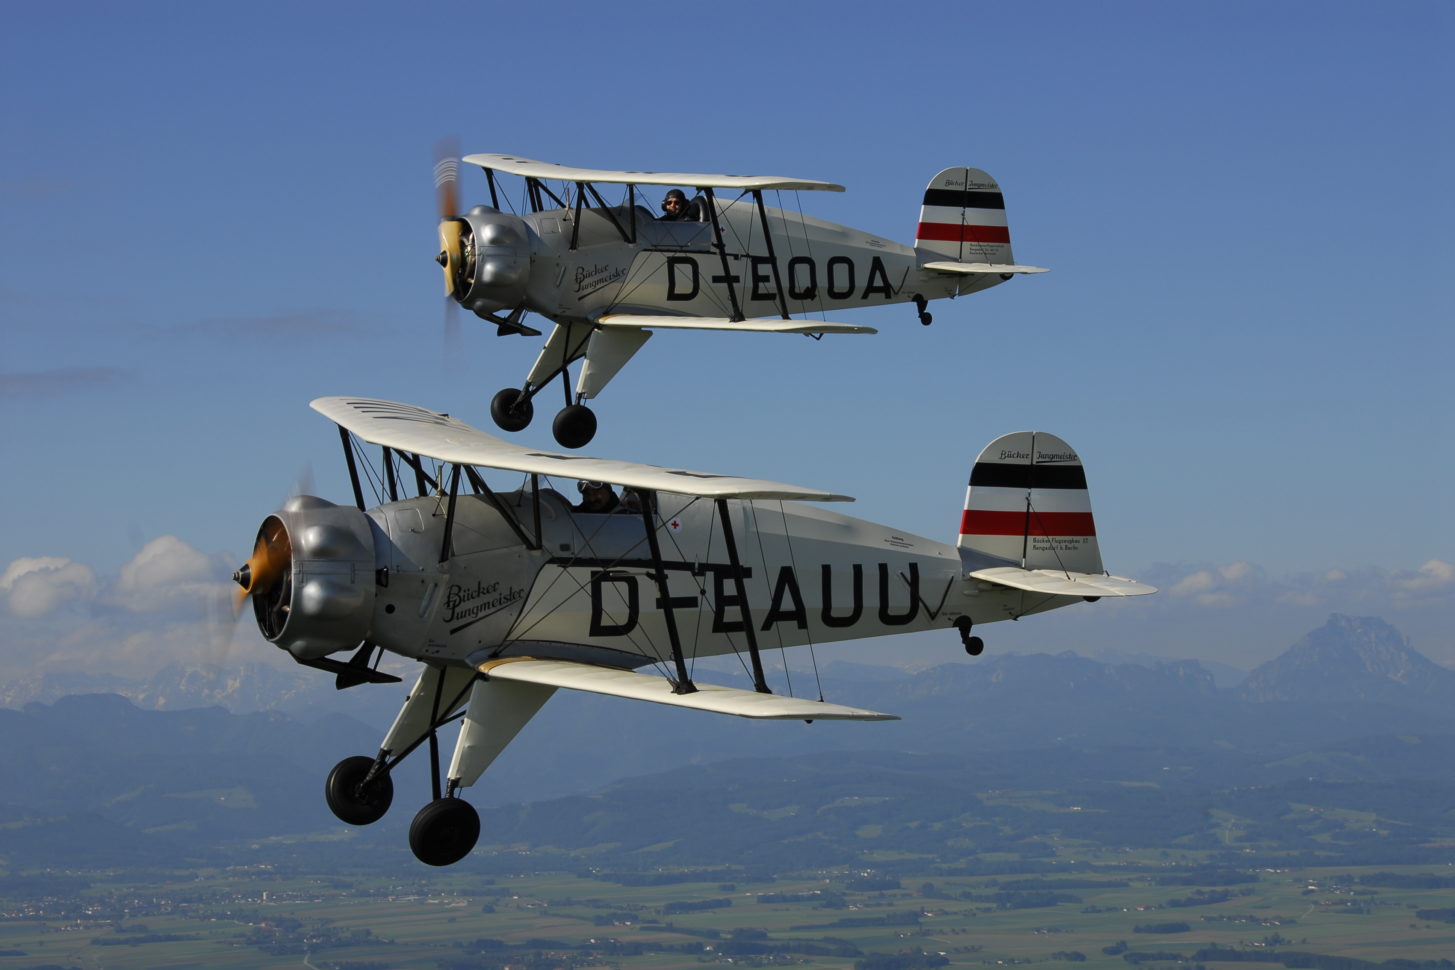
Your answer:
(235, 495), (378, 661)
(438, 206), (531, 317)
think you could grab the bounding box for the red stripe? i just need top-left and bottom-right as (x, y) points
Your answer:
(916, 222), (1011, 244)
(960, 510), (1096, 537)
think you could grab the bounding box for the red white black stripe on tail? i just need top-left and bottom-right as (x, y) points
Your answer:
(957, 432), (1154, 598)
(915, 167), (1015, 264)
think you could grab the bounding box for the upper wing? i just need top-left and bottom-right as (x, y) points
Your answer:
(595, 314), (876, 335)
(479, 658), (897, 721)
(311, 397), (853, 502)
(463, 154), (845, 193)
(922, 260), (1049, 275)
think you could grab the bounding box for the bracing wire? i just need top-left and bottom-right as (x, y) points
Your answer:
(775, 499), (825, 703)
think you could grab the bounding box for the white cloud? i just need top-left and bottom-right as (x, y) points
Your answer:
(1152, 559), (1455, 616)
(1166, 560), (1260, 606)
(109, 535), (232, 614)
(0, 557), (98, 618)
(0, 538), (258, 680)
(1219, 561), (1255, 583)
(1392, 559), (1455, 600)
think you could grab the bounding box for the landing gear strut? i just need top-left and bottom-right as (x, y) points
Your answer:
(913, 294), (933, 326)
(489, 385), (598, 450)
(954, 616), (984, 656)
(321, 667), (555, 867)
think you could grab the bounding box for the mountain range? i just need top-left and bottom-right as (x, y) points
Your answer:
(2, 614), (1452, 870)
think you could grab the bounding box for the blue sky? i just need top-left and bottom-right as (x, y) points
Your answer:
(2, 0), (1450, 681)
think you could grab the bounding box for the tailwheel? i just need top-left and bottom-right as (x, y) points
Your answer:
(552, 403), (597, 450)
(954, 616), (984, 656)
(324, 755), (394, 826)
(490, 387), (534, 433)
(409, 797), (480, 867)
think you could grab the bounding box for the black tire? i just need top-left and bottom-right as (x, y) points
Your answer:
(409, 797), (481, 867)
(324, 755), (394, 826)
(964, 635), (984, 657)
(552, 404), (597, 450)
(490, 387), (533, 432)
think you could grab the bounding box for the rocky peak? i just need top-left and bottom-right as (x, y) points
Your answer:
(1238, 614), (1454, 706)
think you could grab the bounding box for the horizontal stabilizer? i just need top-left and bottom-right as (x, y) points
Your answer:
(968, 567), (1157, 598)
(595, 314), (876, 335)
(922, 260), (1048, 275)
(479, 658), (898, 721)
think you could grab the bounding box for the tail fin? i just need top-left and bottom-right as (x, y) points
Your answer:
(915, 167), (1017, 264)
(958, 431), (1103, 573)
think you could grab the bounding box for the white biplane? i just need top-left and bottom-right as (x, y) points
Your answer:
(234, 397), (1151, 866)
(436, 155), (1046, 448)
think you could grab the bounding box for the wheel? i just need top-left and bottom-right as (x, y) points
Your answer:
(490, 387), (533, 432)
(918, 311), (933, 326)
(324, 755), (394, 826)
(552, 404), (597, 450)
(409, 797), (480, 867)
(964, 635), (984, 657)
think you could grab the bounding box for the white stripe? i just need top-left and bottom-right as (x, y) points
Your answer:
(965, 485), (1092, 514)
(918, 205), (1008, 226)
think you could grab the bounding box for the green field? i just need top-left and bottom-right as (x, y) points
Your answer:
(3, 860), (1453, 969)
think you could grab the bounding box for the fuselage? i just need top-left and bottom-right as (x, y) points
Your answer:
(358, 487), (1053, 672)
(513, 200), (1004, 324)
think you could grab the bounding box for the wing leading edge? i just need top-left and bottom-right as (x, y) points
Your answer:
(310, 397), (852, 502)
(463, 154), (845, 193)
(479, 658), (898, 721)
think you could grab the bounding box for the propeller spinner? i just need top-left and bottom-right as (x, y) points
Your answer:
(232, 516), (292, 637)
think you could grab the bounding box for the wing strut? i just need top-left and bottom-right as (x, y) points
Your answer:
(382, 447), (399, 501)
(750, 190), (792, 321)
(339, 425), (366, 511)
(701, 187), (745, 322)
(717, 498), (770, 693)
(637, 489), (696, 694)
(438, 464), (461, 564)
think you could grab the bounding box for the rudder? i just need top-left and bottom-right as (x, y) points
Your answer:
(915, 167), (1017, 265)
(957, 431), (1104, 574)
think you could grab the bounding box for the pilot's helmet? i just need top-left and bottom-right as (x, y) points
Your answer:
(578, 480), (609, 494)
(661, 189), (688, 214)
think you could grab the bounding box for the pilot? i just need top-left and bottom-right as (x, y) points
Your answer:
(658, 188), (699, 222)
(574, 480), (623, 514)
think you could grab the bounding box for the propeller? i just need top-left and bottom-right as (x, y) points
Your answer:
(435, 137), (466, 370)
(191, 512), (294, 687)
(232, 516), (291, 617)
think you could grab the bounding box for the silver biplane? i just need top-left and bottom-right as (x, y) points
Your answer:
(436, 155), (1046, 448)
(234, 397), (1152, 866)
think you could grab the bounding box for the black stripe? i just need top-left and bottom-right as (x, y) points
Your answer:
(969, 462), (1088, 490)
(923, 188), (1004, 210)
